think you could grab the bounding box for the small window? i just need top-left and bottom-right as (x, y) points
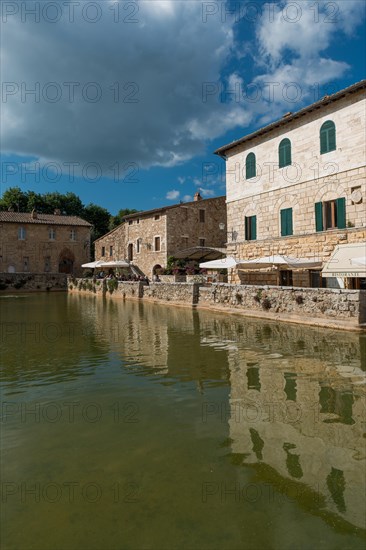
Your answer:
(101, 246), (105, 256)
(280, 270), (293, 286)
(280, 208), (293, 236)
(199, 238), (205, 247)
(18, 226), (26, 240)
(315, 198), (346, 231)
(23, 256), (29, 272)
(128, 220), (133, 225)
(245, 152), (256, 179)
(109, 246), (113, 257)
(154, 215), (160, 221)
(136, 239), (141, 253)
(279, 138), (291, 168)
(245, 215), (257, 241)
(199, 209), (205, 223)
(44, 256), (51, 272)
(154, 236), (161, 251)
(49, 228), (56, 240)
(70, 229), (76, 241)
(320, 121), (336, 154)
(136, 219), (140, 224)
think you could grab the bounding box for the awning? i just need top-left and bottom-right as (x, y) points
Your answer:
(81, 260), (130, 269)
(238, 255), (322, 270)
(322, 243), (366, 277)
(199, 257), (243, 269)
(174, 247), (226, 261)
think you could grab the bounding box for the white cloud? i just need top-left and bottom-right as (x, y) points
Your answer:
(183, 194), (192, 202)
(166, 190), (180, 200)
(177, 176), (186, 184)
(200, 188), (215, 197)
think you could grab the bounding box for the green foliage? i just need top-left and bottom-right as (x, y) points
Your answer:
(107, 279), (118, 294)
(109, 208), (139, 230)
(83, 203), (111, 243)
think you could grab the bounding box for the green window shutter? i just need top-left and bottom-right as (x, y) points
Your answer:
(315, 202), (323, 232)
(279, 139), (291, 168)
(336, 197), (346, 229)
(320, 121), (336, 154)
(251, 216), (257, 240)
(246, 153), (256, 179)
(287, 208), (293, 236)
(244, 217), (248, 240)
(281, 208), (293, 236)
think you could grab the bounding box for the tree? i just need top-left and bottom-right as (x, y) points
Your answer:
(0, 187), (28, 211)
(109, 208), (138, 230)
(83, 203), (111, 242)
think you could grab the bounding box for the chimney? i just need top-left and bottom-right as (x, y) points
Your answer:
(194, 191), (202, 202)
(31, 209), (38, 219)
(54, 208), (61, 215)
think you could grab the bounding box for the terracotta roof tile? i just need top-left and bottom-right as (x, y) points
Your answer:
(0, 211), (91, 226)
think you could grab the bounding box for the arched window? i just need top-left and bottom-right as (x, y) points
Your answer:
(320, 120), (336, 154)
(245, 152), (256, 179)
(279, 138), (291, 168)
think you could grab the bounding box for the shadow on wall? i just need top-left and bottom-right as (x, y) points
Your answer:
(359, 290), (366, 324)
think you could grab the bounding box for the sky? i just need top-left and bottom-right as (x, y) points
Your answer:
(1, 0), (365, 214)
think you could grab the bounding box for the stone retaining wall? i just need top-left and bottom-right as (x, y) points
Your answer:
(67, 278), (366, 330)
(0, 272), (67, 292)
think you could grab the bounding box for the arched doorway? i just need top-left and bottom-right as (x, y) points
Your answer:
(58, 248), (75, 274)
(127, 243), (133, 262)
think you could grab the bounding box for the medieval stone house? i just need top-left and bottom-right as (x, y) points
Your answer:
(215, 80), (366, 287)
(0, 210), (91, 276)
(94, 193), (227, 277)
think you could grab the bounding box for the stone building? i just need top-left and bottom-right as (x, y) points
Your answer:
(94, 193), (227, 277)
(215, 80), (366, 287)
(0, 210), (91, 276)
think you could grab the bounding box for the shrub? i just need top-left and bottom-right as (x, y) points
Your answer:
(262, 297), (272, 310)
(107, 279), (118, 294)
(235, 293), (243, 304)
(254, 289), (262, 303)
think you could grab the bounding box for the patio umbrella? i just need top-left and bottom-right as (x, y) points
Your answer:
(100, 260), (130, 268)
(199, 257), (243, 269)
(81, 260), (105, 269)
(238, 255), (322, 269)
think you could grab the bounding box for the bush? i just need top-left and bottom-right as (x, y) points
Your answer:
(262, 297), (272, 310)
(254, 290), (262, 303)
(235, 293), (243, 304)
(107, 279), (118, 294)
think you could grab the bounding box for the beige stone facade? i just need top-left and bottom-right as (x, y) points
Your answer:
(0, 211), (91, 276)
(215, 81), (366, 286)
(95, 194), (227, 277)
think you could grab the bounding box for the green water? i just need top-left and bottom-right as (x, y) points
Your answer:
(1, 293), (365, 550)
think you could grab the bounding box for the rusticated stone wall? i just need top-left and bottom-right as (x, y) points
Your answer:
(0, 272), (67, 292)
(67, 279), (365, 330)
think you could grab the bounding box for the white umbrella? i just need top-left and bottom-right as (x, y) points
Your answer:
(238, 255), (322, 269)
(351, 256), (366, 267)
(81, 260), (105, 269)
(199, 257), (242, 269)
(100, 260), (130, 268)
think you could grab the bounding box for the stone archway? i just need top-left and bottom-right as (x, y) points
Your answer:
(58, 248), (75, 274)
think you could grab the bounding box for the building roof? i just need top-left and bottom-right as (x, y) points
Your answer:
(122, 195), (226, 221)
(0, 211), (91, 227)
(214, 79), (366, 157)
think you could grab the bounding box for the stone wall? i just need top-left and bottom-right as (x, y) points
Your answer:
(143, 283), (200, 306)
(67, 278), (365, 330)
(0, 272), (67, 292)
(94, 224), (126, 263)
(199, 284), (364, 329)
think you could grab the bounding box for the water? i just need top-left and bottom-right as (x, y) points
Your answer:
(1, 293), (365, 550)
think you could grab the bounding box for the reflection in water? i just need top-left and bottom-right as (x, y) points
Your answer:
(1, 293), (365, 550)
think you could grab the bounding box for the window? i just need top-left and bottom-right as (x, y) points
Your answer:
(315, 198), (346, 231)
(136, 219), (140, 224)
(245, 215), (257, 241)
(101, 246), (105, 256)
(70, 229), (76, 241)
(109, 246), (113, 257)
(18, 226), (26, 240)
(199, 238), (205, 247)
(154, 215), (160, 221)
(199, 209), (205, 223)
(49, 228), (56, 240)
(128, 220), (133, 225)
(320, 120), (336, 154)
(136, 239), (141, 253)
(23, 257), (29, 272)
(280, 270), (293, 286)
(245, 152), (256, 179)
(154, 236), (161, 251)
(279, 138), (291, 168)
(280, 208), (293, 236)
(44, 256), (51, 272)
